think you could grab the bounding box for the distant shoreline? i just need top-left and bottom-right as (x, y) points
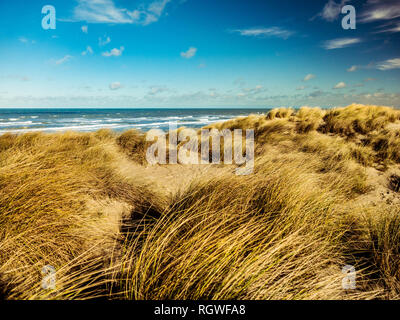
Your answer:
(0, 108), (271, 134)
(1, 104), (400, 134)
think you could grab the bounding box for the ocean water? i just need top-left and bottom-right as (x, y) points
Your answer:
(0, 108), (271, 134)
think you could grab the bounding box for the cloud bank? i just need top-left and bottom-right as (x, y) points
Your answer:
(323, 38), (362, 49)
(68, 0), (173, 25)
(233, 27), (294, 40)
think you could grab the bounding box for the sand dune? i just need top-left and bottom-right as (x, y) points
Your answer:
(1, 104), (400, 300)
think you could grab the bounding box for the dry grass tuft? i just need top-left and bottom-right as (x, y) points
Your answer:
(117, 130), (147, 164)
(266, 107), (294, 120)
(320, 104), (400, 136)
(0, 131), (159, 299)
(118, 161), (352, 299)
(295, 107), (325, 133)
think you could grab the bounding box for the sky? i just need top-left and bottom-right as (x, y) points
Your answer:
(0, 0), (400, 108)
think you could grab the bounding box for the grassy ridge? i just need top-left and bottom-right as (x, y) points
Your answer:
(1, 104), (400, 299)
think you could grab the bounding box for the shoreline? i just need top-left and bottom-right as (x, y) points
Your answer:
(0, 108), (269, 135)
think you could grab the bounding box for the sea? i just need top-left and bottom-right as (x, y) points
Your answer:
(0, 108), (272, 134)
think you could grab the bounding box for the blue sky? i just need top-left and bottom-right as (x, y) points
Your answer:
(0, 0), (400, 108)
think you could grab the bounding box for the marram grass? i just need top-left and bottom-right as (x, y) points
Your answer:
(1, 104), (400, 300)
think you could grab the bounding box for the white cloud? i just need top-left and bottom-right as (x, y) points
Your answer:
(333, 82), (346, 89)
(71, 0), (171, 25)
(102, 46), (124, 57)
(373, 92), (385, 98)
(347, 65), (357, 72)
(303, 74), (316, 81)
(314, 0), (350, 22)
(148, 0), (170, 16)
(323, 37), (362, 49)
(374, 22), (400, 34)
(19, 37), (35, 44)
(55, 55), (73, 65)
(360, 0), (400, 23)
(233, 78), (246, 87)
(147, 86), (170, 96)
(99, 35), (111, 46)
(376, 58), (400, 70)
(3, 75), (31, 82)
(109, 82), (123, 90)
(383, 24), (400, 33)
(128, 0), (171, 25)
(234, 27), (294, 39)
(127, 10), (141, 21)
(241, 85), (266, 95)
(81, 25), (88, 33)
(181, 47), (197, 59)
(296, 86), (307, 90)
(81, 46), (93, 56)
(73, 0), (134, 23)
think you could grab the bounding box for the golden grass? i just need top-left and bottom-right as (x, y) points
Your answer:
(117, 129), (147, 165)
(320, 104), (400, 136)
(0, 131), (159, 299)
(369, 130), (400, 163)
(118, 159), (352, 299)
(1, 104), (400, 300)
(295, 107), (325, 133)
(365, 207), (400, 295)
(266, 107), (294, 120)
